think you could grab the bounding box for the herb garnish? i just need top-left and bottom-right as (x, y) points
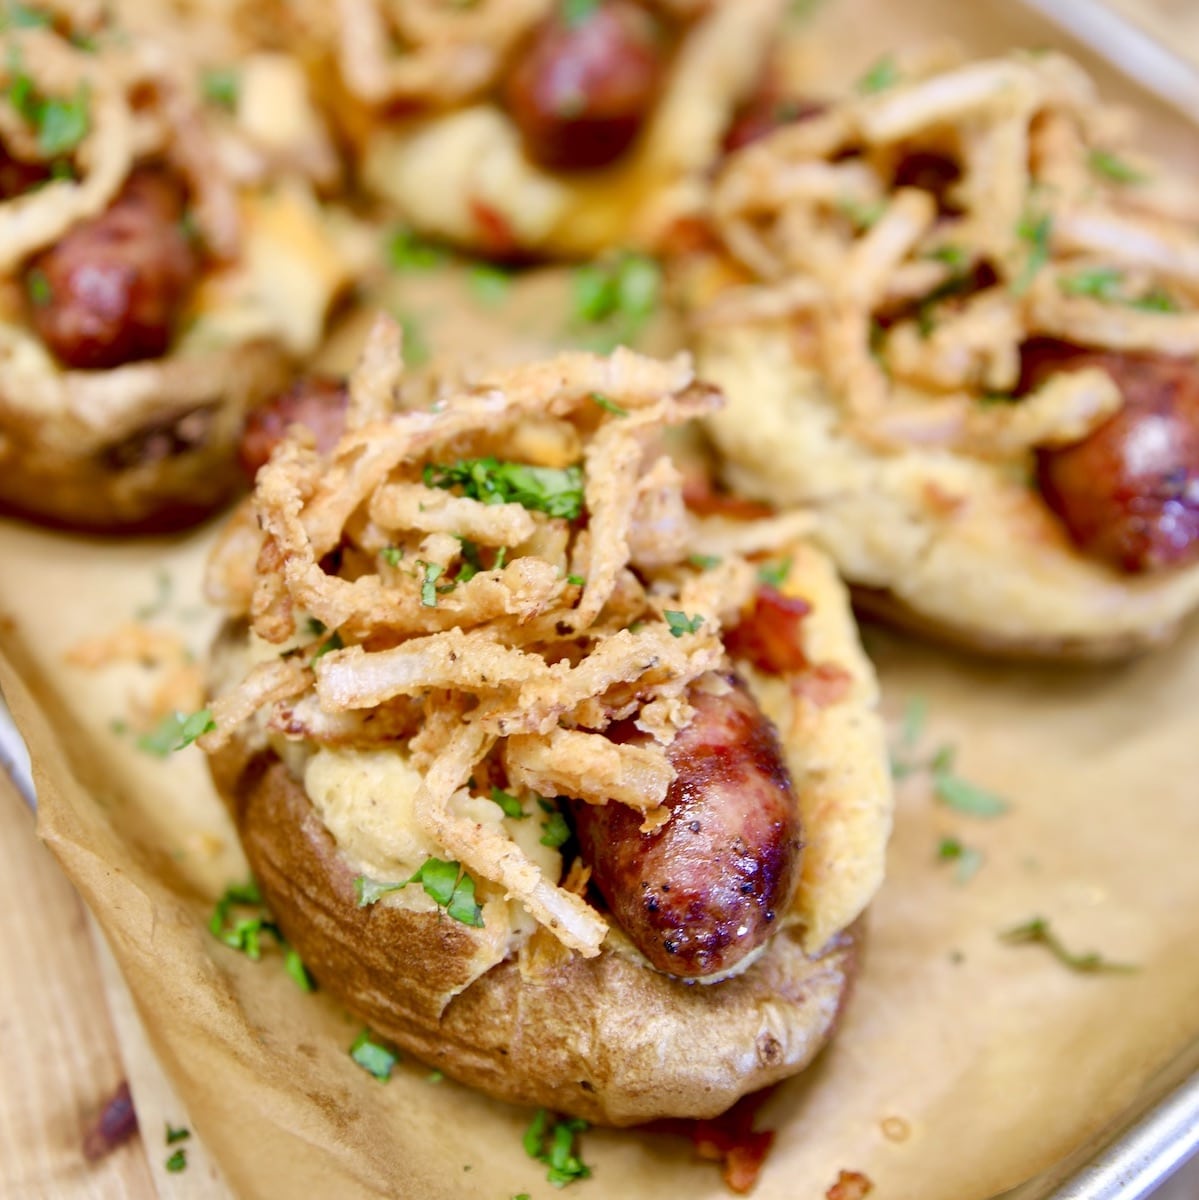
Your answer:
(490, 786), (528, 819)
(523, 1108), (592, 1187)
(467, 262), (512, 306)
(1059, 267), (1180, 314)
(349, 1029), (399, 1081)
(663, 610), (703, 637)
(165, 1149), (187, 1173)
(937, 836), (983, 883)
(566, 573), (585, 586)
(1087, 148), (1147, 185)
(312, 630), (344, 658)
(398, 314), (430, 366)
(419, 561), (445, 607)
(201, 67), (239, 112)
(856, 55), (900, 95)
(570, 252), (660, 350)
(25, 266), (51, 306)
(757, 557), (792, 588)
(0, 4), (52, 29)
(136, 708), (215, 756)
(424, 457), (585, 520)
(539, 809), (571, 849)
(165, 1124), (190, 1145)
(1000, 916), (1137, 973)
(688, 553), (721, 570)
(208, 879), (316, 989)
(1012, 209), (1052, 296)
(381, 545), (404, 567)
(591, 392), (628, 417)
(355, 858), (485, 927)
(561, 0), (600, 26)
(837, 196), (885, 230)
(387, 226), (447, 271)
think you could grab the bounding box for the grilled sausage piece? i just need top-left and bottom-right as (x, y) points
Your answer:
(1024, 339), (1199, 573)
(502, 0), (664, 172)
(238, 376), (349, 480)
(25, 166), (198, 371)
(572, 675), (803, 980)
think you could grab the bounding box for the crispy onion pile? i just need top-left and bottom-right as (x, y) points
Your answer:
(203, 318), (815, 955)
(703, 46), (1199, 455)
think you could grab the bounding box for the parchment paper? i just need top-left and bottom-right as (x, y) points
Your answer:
(2, 2), (1199, 1196)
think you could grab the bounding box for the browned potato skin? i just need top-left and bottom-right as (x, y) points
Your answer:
(206, 655), (861, 1126)
(26, 166), (199, 371)
(502, 0), (665, 172)
(572, 676), (802, 980)
(1026, 340), (1199, 575)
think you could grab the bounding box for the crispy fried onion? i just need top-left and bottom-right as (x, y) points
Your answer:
(335, 0), (553, 106)
(202, 319), (814, 954)
(706, 46), (1199, 457)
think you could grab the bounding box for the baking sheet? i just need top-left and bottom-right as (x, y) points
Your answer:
(2, 0), (1199, 1196)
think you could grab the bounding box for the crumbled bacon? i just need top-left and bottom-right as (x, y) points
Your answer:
(682, 473), (775, 521)
(792, 661), (853, 707)
(469, 196), (518, 258)
(826, 1169), (874, 1200)
(647, 1088), (778, 1194)
(724, 585), (811, 675)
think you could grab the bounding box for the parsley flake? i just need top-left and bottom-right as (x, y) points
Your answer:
(688, 553), (721, 570)
(136, 708), (215, 756)
(757, 557), (792, 588)
(561, 0), (600, 25)
(837, 196), (885, 230)
(1087, 148), (1147, 185)
(1000, 916), (1137, 973)
(899, 694), (927, 750)
(355, 858), (484, 927)
(350, 1029), (399, 1081)
(570, 252), (660, 349)
(201, 67), (239, 112)
(285, 947), (315, 992)
(0, 4), (52, 29)
(381, 545), (404, 567)
(937, 836), (983, 883)
(165, 1148), (187, 1173)
(856, 55), (900, 95)
(467, 262), (512, 306)
(523, 1109), (591, 1187)
(387, 227), (447, 271)
(1012, 210), (1052, 296)
(566, 573), (585, 586)
(25, 266), (51, 307)
(419, 561), (444, 607)
(165, 1124), (191, 1145)
(490, 786), (528, 819)
(1060, 266), (1124, 302)
(312, 631), (344, 659)
(664, 610), (703, 637)
(539, 809), (571, 849)
(591, 392), (628, 417)
(934, 770), (1009, 817)
(425, 457), (585, 520)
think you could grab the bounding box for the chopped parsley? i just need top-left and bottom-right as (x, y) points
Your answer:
(1012, 210), (1053, 296)
(1060, 266), (1124, 301)
(539, 809), (571, 849)
(1000, 916), (1137, 973)
(688, 553), (721, 570)
(523, 1109), (592, 1187)
(937, 836), (983, 883)
(165, 1124), (191, 1145)
(285, 947), (315, 992)
(757, 557), (792, 588)
(591, 392), (628, 417)
(856, 55), (900, 95)
(312, 630), (344, 659)
(898, 694), (928, 750)
(837, 196), (885, 230)
(349, 1029), (399, 1081)
(381, 545), (404, 567)
(570, 252), (661, 350)
(136, 708), (215, 756)
(419, 561), (445, 607)
(933, 764), (1010, 817)
(664, 610), (703, 637)
(165, 1149), (188, 1173)
(467, 262), (512, 306)
(424, 457), (585, 521)
(355, 858), (485, 927)
(1087, 148), (1147, 185)
(0, 4), (52, 28)
(201, 67), (239, 112)
(398, 314), (430, 366)
(208, 880), (315, 989)
(490, 786), (528, 819)
(427, 1070), (444, 1084)
(24, 266), (51, 307)
(387, 227), (448, 271)
(561, 0), (600, 28)
(1132, 286), (1180, 314)
(35, 86), (89, 156)
(566, 573), (585, 586)
(925, 244), (970, 271)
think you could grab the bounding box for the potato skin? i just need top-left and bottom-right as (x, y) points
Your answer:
(207, 729), (861, 1127)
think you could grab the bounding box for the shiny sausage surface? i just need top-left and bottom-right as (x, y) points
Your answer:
(572, 674), (802, 980)
(502, 0), (664, 172)
(26, 166), (198, 371)
(1024, 339), (1199, 573)
(238, 375), (348, 480)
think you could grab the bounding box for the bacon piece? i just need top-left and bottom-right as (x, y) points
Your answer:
(724, 584), (811, 675)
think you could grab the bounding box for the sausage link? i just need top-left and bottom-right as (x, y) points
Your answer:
(238, 375), (348, 480)
(1024, 339), (1199, 573)
(26, 166), (198, 371)
(572, 674), (802, 980)
(502, 0), (664, 172)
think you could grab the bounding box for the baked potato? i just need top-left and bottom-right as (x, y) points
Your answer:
(198, 321), (892, 1124)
